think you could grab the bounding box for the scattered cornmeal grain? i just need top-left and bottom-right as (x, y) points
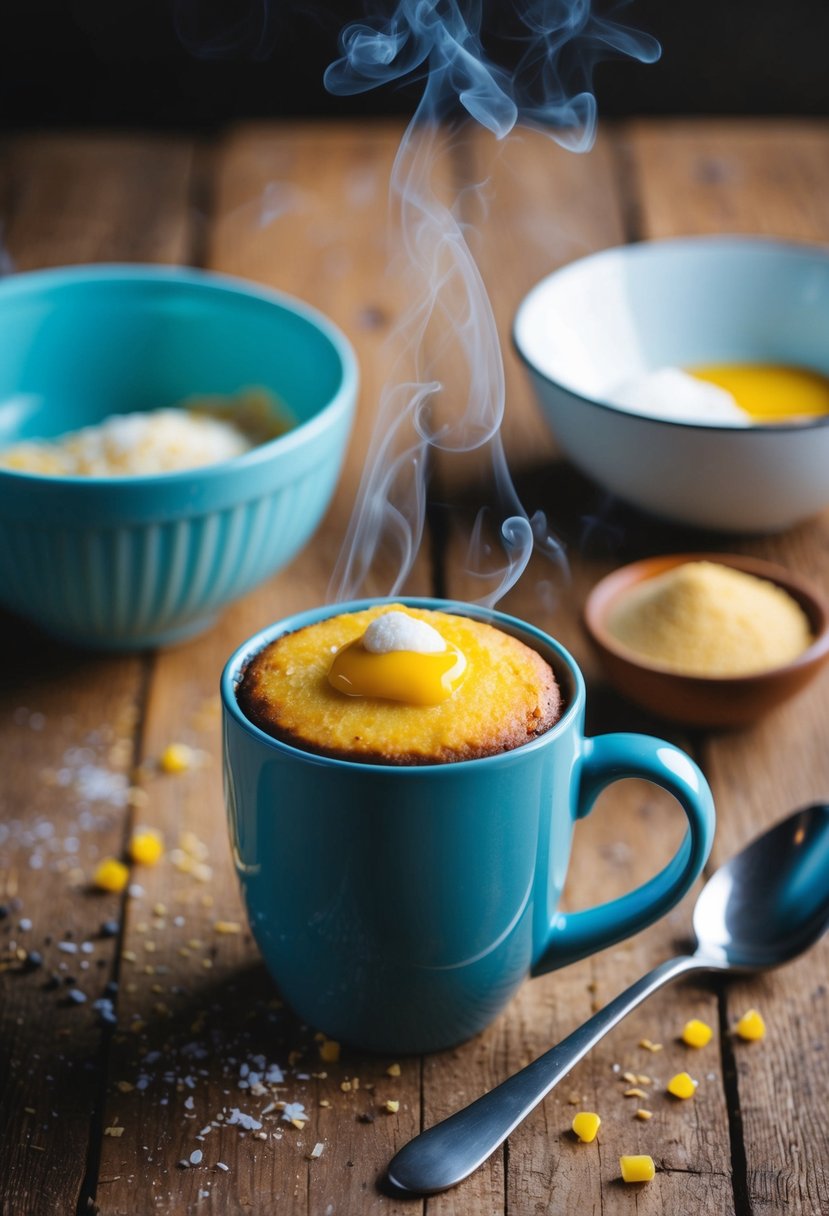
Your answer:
(571, 1112), (601, 1143)
(384, 1100), (400, 1114)
(682, 1018), (713, 1048)
(636, 1074), (652, 1086)
(623, 1088), (649, 1099)
(620, 1154), (655, 1183)
(666, 1072), (698, 1099)
(213, 921), (242, 935)
(639, 1038), (663, 1052)
(622, 1071), (638, 1085)
(735, 1008), (766, 1041)
(291, 1118), (306, 1130)
(635, 1109), (653, 1121)
(319, 1100), (332, 1109)
(319, 1039), (341, 1064)
(93, 858), (130, 893)
(159, 743), (193, 774)
(129, 829), (164, 866)
(116, 1082), (134, 1094)
(386, 1062), (401, 1078)
(104, 1126), (124, 1138)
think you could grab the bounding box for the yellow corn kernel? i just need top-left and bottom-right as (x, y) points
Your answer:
(386, 1062), (401, 1077)
(635, 1109), (653, 1121)
(93, 857), (130, 893)
(213, 921), (242, 935)
(159, 742), (193, 774)
(620, 1155), (655, 1183)
(129, 829), (164, 866)
(666, 1071), (698, 1099)
(682, 1018), (713, 1048)
(571, 1112), (601, 1143)
(319, 1039), (341, 1063)
(735, 1009), (766, 1041)
(384, 1100), (400, 1114)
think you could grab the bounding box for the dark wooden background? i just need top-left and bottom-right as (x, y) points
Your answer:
(2, 0), (829, 131)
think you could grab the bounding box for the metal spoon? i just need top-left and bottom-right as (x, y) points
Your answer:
(387, 804), (829, 1195)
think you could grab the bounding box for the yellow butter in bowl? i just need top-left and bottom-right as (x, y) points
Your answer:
(691, 363), (829, 423)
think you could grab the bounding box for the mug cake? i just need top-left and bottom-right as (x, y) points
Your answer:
(237, 603), (562, 764)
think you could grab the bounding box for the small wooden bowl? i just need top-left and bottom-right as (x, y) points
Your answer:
(584, 553), (829, 728)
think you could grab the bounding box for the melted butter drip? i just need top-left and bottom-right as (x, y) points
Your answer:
(327, 639), (467, 705)
(690, 363), (829, 422)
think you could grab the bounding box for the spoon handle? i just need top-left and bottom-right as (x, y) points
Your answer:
(387, 953), (704, 1195)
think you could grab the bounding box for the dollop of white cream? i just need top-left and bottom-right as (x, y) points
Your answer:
(607, 367), (751, 426)
(362, 611), (447, 654)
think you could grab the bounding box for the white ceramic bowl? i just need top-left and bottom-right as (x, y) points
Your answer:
(513, 236), (829, 532)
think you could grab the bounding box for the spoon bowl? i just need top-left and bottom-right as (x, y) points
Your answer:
(388, 804), (829, 1195)
(693, 803), (829, 969)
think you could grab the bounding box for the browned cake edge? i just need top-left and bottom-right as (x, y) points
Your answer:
(237, 625), (563, 765)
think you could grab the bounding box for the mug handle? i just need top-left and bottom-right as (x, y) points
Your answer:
(532, 733), (716, 975)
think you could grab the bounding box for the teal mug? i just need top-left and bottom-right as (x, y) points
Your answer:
(221, 598), (715, 1053)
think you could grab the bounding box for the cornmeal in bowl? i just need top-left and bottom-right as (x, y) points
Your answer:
(237, 604), (562, 764)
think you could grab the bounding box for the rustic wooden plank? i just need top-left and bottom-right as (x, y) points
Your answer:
(5, 133), (196, 270)
(629, 117), (829, 1216)
(622, 119), (829, 242)
(96, 121), (429, 1216)
(0, 134), (196, 1216)
(422, 123), (735, 1215)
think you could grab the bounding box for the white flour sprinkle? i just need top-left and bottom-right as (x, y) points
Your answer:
(226, 1108), (262, 1131)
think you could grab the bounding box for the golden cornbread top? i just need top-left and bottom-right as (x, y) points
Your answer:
(607, 561), (813, 677)
(237, 604), (562, 764)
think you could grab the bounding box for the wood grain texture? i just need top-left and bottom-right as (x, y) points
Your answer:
(3, 118), (829, 1216)
(0, 134), (196, 1216)
(630, 117), (829, 1216)
(95, 123), (429, 1216)
(4, 133), (196, 270)
(623, 119), (829, 242)
(426, 123), (734, 1216)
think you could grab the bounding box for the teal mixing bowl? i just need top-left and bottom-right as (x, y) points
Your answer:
(0, 265), (358, 648)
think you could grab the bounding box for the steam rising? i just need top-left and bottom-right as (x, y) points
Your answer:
(326, 1), (658, 605)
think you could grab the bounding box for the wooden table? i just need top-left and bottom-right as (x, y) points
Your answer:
(1, 119), (827, 1216)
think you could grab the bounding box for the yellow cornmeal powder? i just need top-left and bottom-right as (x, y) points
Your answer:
(608, 561), (812, 677)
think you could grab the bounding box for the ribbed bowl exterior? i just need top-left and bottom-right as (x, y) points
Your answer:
(0, 266), (358, 648)
(0, 444), (345, 648)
